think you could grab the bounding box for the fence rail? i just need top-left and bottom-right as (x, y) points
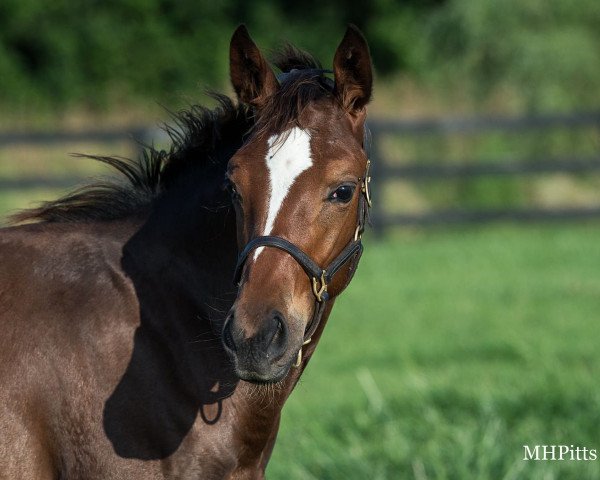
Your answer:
(0, 126), (158, 206)
(2, 111), (600, 230)
(0, 127), (152, 147)
(368, 111), (600, 229)
(0, 176), (86, 190)
(375, 207), (600, 227)
(368, 111), (600, 135)
(379, 156), (600, 179)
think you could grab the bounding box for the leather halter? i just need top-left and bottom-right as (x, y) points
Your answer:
(233, 151), (372, 367)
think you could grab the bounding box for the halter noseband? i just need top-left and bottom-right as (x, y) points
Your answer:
(233, 155), (372, 368)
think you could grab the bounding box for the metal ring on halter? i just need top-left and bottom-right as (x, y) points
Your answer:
(294, 337), (313, 368)
(354, 224), (362, 242)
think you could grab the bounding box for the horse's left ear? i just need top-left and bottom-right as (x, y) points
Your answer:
(333, 25), (373, 115)
(230, 25), (279, 107)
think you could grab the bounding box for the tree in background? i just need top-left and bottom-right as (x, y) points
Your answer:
(0, 0), (598, 112)
(422, 0), (600, 111)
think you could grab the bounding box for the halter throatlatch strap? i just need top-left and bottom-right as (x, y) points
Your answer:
(233, 153), (371, 368)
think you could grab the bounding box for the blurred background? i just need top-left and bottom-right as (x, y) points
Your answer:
(1, 1), (599, 478)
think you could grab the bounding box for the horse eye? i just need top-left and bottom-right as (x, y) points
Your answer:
(328, 185), (355, 203)
(225, 180), (242, 203)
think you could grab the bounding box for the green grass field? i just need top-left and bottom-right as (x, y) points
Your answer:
(267, 224), (600, 480)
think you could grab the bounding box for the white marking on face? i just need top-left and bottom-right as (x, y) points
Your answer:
(254, 127), (313, 260)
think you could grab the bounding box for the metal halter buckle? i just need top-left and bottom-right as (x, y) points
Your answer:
(311, 270), (327, 302)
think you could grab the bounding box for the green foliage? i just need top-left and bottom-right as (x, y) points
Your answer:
(0, 0), (597, 120)
(1, 0), (598, 112)
(0, 0), (236, 109)
(268, 224), (600, 479)
(421, 0), (600, 110)
(0, 1), (437, 110)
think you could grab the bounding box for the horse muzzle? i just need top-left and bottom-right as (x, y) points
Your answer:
(222, 309), (296, 383)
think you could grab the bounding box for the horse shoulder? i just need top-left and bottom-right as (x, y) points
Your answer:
(0, 222), (146, 477)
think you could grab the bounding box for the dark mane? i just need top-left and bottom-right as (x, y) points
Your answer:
(10, 96), (251, 224)
(9, 45), (333, 225)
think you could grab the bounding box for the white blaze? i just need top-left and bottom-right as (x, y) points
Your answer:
(254, 127), (313, 260)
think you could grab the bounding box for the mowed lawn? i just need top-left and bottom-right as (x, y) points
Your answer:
(268, 224), (600, 480)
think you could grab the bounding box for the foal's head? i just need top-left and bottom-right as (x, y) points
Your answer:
(222, 25), (372, 383)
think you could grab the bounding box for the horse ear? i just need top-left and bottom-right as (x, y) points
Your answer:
(230, 25), (278, 107)
(333, 25), (373, 114)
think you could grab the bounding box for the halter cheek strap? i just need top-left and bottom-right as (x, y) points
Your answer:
(232, 159), (371, 367)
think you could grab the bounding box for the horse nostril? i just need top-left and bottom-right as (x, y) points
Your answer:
(222, 317), (237, 352)
(266, 312), (288, 358)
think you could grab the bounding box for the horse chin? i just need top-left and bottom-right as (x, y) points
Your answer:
(234, 362), (292, 385)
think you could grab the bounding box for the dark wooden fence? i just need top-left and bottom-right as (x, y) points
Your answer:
(368, 111), (600, 230)
(0, 127), (154, 191)
(2, 111), (600, 230)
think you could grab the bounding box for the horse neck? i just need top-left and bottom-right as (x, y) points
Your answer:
(121, 174), (239, 336)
